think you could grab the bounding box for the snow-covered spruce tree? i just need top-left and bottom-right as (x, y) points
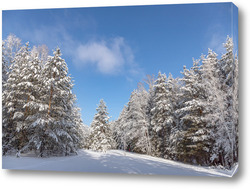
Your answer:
(34, 48), (80, 156)
(2, 43), (31, 155)
(222, 37), (238, 168)
(2, 35), (23, 135)
(2, 44), (9, 150)
(136, 85), (151, 155)
(112, 105), (129, 150)
(88, 99), (115, 152)
(143, 75), (155, 156)
(232, 54), (239, 164)
(2, 42), (9, 90)
(164, 74), (182, 160)
(109, 120), (117, 149)
(15, 50), (47, 156)
(2, 34), (22, 94)
(121, 88), (150, 154)
(209, 37), (238, 168)
(200, 49), (226, 167)
(71, 106), (89, 149)
(150, 71), (169, 158)
(176, 60), (211, 165)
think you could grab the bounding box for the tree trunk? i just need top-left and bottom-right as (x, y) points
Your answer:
(25, 95), (30, 115)
(48, 72), (56, 116)
(47, 86), (53, 116)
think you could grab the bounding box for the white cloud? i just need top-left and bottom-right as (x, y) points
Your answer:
(205, 24), (228, 56)
(208, 33), (226, 55)
(75, 37), (135, 75)
(13, 19), (142, 78)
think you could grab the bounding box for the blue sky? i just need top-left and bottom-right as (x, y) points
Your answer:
(2, 3), (238, 126)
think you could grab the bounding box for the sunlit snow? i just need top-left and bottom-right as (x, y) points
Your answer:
(2, 150), (237, 177)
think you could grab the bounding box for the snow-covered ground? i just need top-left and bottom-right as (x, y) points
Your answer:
(2, 149), (238, 177)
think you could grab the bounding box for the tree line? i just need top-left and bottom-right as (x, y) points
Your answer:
(2, 34), (88, 157)
(2, 34), (238, 170)
(88, 36), (239, 170)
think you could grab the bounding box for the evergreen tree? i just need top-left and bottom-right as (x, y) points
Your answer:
(122, 89), (150, 154)
(88, 99), (115, 152)
(136, 86), (151, 155)
(71, 106), (89, 149)
(16, 50), (46, 156)
(2, 43), (9, 154)
(112, 105), (129, 151)
(210, 37), (238, 168)
(232, 54), (239, 164)
(34, 48), (80, 156)
(2, 42), (8, 89)
(200, 49), (226, 166)
(177, 61), (211, 165)
(2, 43), (31, 154)
(164, 74), (181, 160)
(144, 75), (155, 156)
(150, 72), (168, 158)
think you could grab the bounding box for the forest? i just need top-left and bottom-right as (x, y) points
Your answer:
(2, 34), (238, 170)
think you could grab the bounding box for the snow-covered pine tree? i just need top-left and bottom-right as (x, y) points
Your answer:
(2, 34), (22, 128)
(209, 37), (238, 168)
(121, 88), (150, 154)
(136, 84), (151, 155)
(2, 46), (9, 154)
(176, 60), (211, 165)
(2, 43), (31, 155)
(201, 49), (226, 166)
(2, 43), (9, 154)
(150, 71), (168, 158)
(35, 48), (80, 156)
(164, 74), (181, 160)
(232, 54), (239, 164)
(15, 50), (47, 156)
(109, 120), (117, 149)
(88, 99), (115, 152)
(2, 34), (22, 93)
(112, 105), (129, 150)
(143, 75), (155, 156)
(2, 42), (8, 90)
(71, 106), (89, 149)
(222, 37), (238, 168)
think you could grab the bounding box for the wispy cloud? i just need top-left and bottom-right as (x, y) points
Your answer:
(205, 24), (227, 56)
(6, 13), (143, 79)
(75, 37), (133, 75)
(21, 24), (76, 56)
(207, 33), (226, 55)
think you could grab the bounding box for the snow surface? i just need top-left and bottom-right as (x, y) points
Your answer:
(2, 150), (238, 177)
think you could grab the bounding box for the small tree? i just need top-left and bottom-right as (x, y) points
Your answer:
(71, 106), (89, 149)
(89, 99), (115, 152)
